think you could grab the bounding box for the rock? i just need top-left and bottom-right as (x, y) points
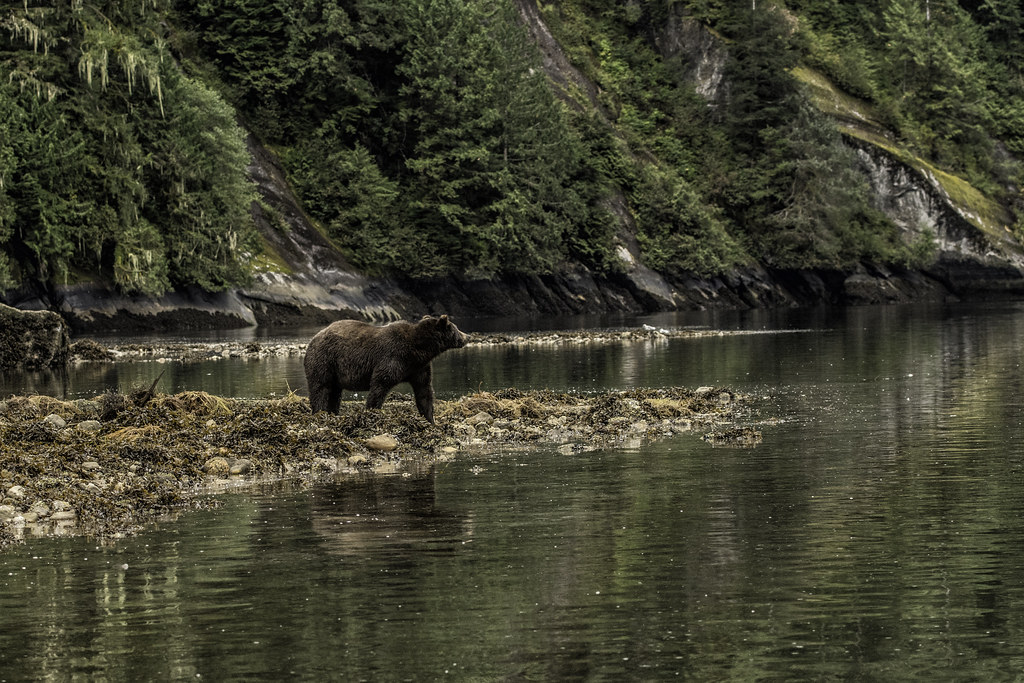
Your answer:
(702, 426), (763, 447)
(21, 511), (39, 523)
(6, 485), (27, 500)
(77, 420), (102, 434)
(311, 458), (338, 474)
(453, 423), (475, 440)
(347, 454), (370, 467)
(50, 509), (77, 522)
(466, 411), (494, 426)
(81, 461), (101, 471)
(365, 434), (398, 452)
(203, 457), (231, 475)
(52, 500), (73, 512)
(72, 399), (101, 417)
(42, 414), (67, 430)
(0, 303), (70, 370)
(0, 505), (15, 521)
(29, 501), (50, 518)
(69, 339), (113, 361)
(229, 459), (252, 475)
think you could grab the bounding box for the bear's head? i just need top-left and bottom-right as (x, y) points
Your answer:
(421, 314), (468, 350)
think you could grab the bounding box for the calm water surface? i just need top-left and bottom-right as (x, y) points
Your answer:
(3, 303), (1024, 680)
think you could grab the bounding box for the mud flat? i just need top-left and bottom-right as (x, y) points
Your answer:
(0, 386), (758, 549)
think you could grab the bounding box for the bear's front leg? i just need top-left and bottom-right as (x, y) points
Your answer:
(409, 366), (435, 424)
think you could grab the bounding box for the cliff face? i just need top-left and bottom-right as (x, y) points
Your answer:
(851, 140), (1024, 295)
(10, 4), (1021, 332)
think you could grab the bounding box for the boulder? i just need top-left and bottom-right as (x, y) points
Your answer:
(0, 303), (70, 370)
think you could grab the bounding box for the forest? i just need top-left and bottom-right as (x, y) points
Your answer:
(0, 0), (1021, 298)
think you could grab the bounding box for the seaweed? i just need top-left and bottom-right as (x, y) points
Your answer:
(0, 386), (757, 549)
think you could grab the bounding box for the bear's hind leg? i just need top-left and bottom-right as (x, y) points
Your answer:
(309, 384), (330, 413)
(365, 382), (391, 410)
(326, 387), (342, 414)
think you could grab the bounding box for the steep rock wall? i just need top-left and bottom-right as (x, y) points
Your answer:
(851, 139), (1024, 294)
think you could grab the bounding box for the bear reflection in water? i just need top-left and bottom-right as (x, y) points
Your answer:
(303, 315), (469, 423)
(309, 470), (470, 555)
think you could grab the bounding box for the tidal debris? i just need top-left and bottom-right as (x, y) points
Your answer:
(0, 386), (752, 550)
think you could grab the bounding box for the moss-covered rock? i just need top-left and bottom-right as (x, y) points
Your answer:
(0, 304), (69, 370)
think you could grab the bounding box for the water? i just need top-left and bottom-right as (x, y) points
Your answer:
(3, 302), (1024, 680)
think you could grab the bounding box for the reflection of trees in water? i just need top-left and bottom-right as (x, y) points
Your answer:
(1, 356), (309, 400)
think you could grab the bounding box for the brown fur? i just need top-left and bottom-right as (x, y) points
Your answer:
(303, 315), (468, 423)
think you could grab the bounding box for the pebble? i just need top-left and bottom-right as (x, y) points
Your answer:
(311, 458), (338, 474)
(347, 454), (370, 467)
(43, 414), (67, 430)
(72, 399), (101, 417)
(203, 457), (231, 475)
(81, 461), (101, 470)
(6, 485), (27, 499)
(229, 459), (252, 475)
(50, 510), (77, 522)
(0, 505), (15, 521)
(466, 412), (493, 426)
(78, 420), (102, 434)
(365, 434), (398, 452)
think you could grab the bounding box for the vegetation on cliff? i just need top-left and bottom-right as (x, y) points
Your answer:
(0, 0), (1021, 296)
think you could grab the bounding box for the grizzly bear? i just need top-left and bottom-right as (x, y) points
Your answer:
(303, 315), (469, 423)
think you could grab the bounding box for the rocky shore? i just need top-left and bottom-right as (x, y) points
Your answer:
(67, 325), (785, 364)
(0, 385), (757, 550)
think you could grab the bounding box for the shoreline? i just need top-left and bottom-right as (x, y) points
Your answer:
(68, 326), (808, 364)
(0, 386), (760, 550)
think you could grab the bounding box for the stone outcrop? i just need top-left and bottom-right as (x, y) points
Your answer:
(0, 303), (69, 370)
(851, 139), (1024, 296)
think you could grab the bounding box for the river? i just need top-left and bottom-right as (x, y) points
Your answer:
(2, 302), (1024, 680)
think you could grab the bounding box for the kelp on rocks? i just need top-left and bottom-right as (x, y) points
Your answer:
(0, 386), (755, 549)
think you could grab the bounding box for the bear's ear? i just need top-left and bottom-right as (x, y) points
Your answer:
(439, 314), (449, 324)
